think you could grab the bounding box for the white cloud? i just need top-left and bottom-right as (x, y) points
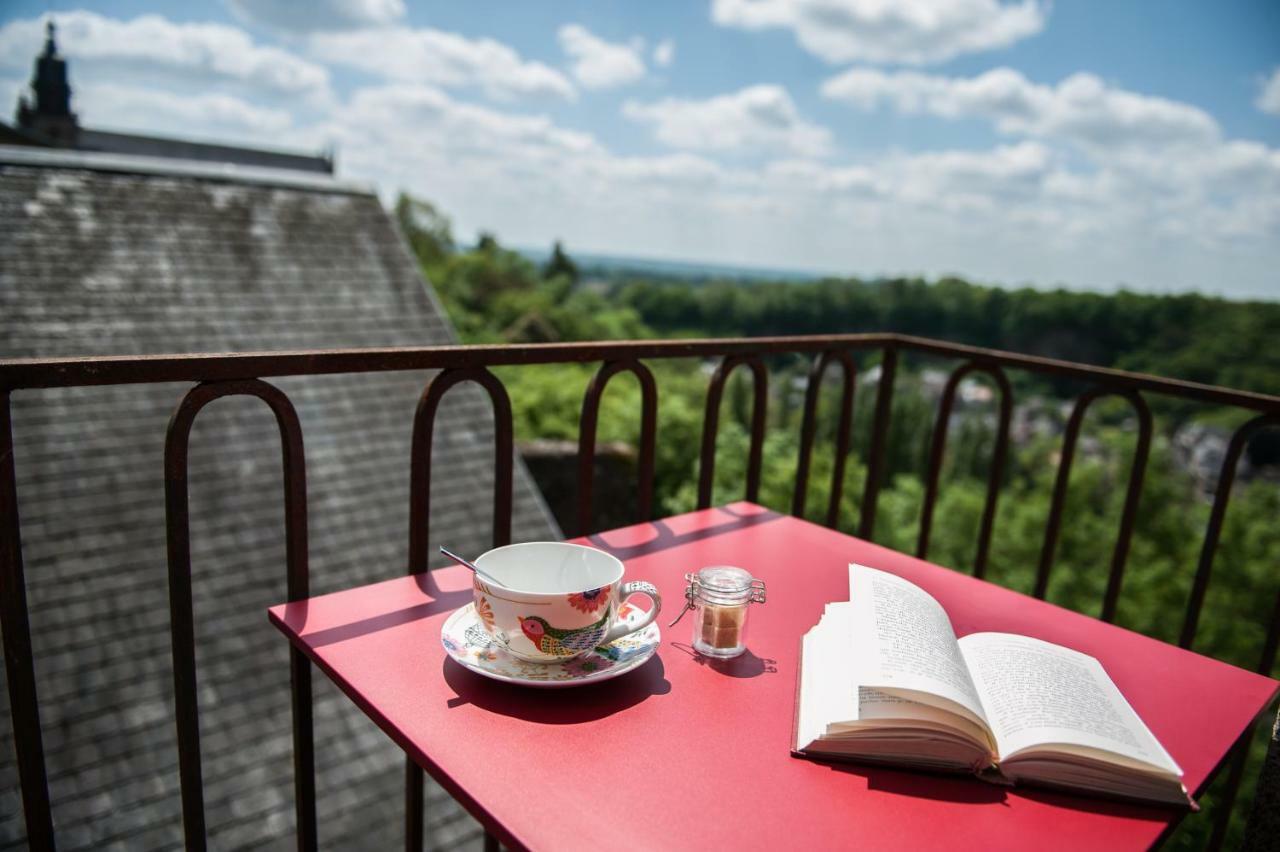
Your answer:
(328, 83), (733, 193)
(1258, 68), (1280, 116)
(711, 0), (1047, 65)
(763, 142), (1053, 214)
(557, 24), (646, 90)
(5, 10), (1275, 296)
(623, 85), (833, 157)
(822, 67), (1221, 151)
(0, 12), (330, 100)
(893, 142), (1052, 203)
(229, 0), (404, 33)
(653, 39), (675, 68)
(80, 83), (294, 136)
(818, 65), (1280, 249)
(316, 82), (741, 251)
(335, 80), (1275, 292)
(340, 84), (598, 161)
(311, 26), (576, 101)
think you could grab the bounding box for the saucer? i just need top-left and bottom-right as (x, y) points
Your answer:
(441, 601), (660, 688)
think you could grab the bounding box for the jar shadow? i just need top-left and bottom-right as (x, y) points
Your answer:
(669, 642), (777, 678)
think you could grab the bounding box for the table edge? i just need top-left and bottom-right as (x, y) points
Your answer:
(267, 607), (531, 852)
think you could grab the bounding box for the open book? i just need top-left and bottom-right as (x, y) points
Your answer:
(794, 565), (1190, 807)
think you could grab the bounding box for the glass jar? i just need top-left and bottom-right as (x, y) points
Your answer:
(675, 566), (766, 659)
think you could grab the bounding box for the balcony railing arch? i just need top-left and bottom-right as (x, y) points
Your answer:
(1, 333), (1278, 851)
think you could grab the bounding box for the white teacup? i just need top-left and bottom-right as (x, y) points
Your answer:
(470, 542), (662, 663)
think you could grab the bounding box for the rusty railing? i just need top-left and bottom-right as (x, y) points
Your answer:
(1, 333), (1278, 851)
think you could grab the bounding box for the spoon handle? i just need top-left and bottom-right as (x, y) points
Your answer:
(439, 547), (503, 586)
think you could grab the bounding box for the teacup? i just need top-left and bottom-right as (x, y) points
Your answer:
(470, 542), (661, 663)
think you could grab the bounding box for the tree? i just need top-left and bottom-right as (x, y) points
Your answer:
(543, 240), (579, 285)
(393, 193), (454, 269)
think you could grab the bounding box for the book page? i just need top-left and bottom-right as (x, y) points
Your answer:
(795, 604), (860, 749)
(847, 565), (988, 725)
(958, 632), (1181, 774)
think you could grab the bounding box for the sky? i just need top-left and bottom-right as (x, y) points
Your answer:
(2, 1), (1279, 299)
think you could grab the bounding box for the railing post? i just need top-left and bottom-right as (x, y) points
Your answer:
(1034, 388), (1151, 613)
(1181, 414), (1280, 649)
(0, 391), (56, 851)
(577, 359), (658, 536)
(697, 356), (768, 509)
(405, 366), (514, 851)
(858, 346), (897, 540)
(408, 367), (513, 574)
(915, 362), (1011, 578)
(791, 351), (856, 528)
(1169, 413), (1278, 849)
(164, 380), (314, 852)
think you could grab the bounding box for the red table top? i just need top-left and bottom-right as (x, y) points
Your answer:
(268, 503), (1278, 851)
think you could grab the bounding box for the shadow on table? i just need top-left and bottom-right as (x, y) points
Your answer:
(808, 758), (1010, 805)
(442, 654), (671, 723)
(1014, 784), (1176, 821)
(812, 759), (1177, 821)
(289, 574), (471, 648)
(668, 643), (777, 678)
(586, 505), (783, 561)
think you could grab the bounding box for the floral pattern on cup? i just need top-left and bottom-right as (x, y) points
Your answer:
(475, 594), (496, 633)
(567, 585), (611, 614)
(564, 655), (615, 677)
(471, 645), (500, 663)
(441, 602), (659, 687)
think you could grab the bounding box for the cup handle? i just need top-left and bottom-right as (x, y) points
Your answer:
(602, 581), (662, 645)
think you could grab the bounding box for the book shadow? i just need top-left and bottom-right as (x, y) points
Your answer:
(1013, 785), (1176, 820)
(442, 654), (671, 723)
(812, 759), (1176, 820)
(810, 759), (1010, 805)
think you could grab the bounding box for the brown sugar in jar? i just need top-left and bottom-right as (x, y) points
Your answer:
(678, 566), (766, 659)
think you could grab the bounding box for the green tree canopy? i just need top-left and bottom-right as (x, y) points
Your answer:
(543, 239), (579, 285)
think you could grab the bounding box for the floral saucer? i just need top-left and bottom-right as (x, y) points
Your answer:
(441, 601), (660, 688)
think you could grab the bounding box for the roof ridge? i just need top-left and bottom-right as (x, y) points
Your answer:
(0, 144), (373, 195)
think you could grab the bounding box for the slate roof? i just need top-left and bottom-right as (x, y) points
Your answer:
(0, 145), (559, 850)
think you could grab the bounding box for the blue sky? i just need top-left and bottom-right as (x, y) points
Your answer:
(2, 1), (1279, 298)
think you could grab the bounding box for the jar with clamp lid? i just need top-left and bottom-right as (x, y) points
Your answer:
(670, 566), (766, 659)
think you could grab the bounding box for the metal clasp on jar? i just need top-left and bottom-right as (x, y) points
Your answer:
(668, 571), (766, 627)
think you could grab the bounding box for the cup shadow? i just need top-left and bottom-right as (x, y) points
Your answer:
(442, 654), (672, 723)
(669, 642), (777, 678)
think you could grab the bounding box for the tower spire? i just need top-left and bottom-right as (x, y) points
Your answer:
(43, 19), (57, 57)
(14, 16), (78, 144)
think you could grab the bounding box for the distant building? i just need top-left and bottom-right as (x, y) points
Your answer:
(0, 140), (560, 850)
(0, 19), (559, 850)
(2, 20), (334, 174)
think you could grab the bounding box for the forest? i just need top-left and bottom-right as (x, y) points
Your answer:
(396, 194), (1279, 848)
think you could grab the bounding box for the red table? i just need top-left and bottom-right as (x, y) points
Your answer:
(269, 503), (1278, 851)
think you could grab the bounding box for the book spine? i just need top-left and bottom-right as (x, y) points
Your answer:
(790, 636), (805, 753)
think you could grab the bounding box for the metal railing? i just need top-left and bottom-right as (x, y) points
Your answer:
(1, 332), (1277, 851)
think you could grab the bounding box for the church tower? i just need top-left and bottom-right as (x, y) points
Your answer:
(15, 20), (80, 146)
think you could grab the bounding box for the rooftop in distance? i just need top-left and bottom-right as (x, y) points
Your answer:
(0, 19), (334, 175)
